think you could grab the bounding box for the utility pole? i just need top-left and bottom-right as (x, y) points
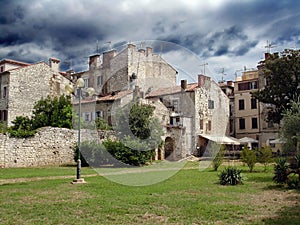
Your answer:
(219, 68), (226, 82)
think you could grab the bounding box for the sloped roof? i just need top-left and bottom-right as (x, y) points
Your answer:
(146, 83), (198, 98)
(97, 89), (133, 102)
(0, 59), (31, 67)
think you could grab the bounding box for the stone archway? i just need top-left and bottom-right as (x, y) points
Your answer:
(164, 137), (175, 160)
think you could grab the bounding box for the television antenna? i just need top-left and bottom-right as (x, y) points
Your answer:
(199, 62), (208, 75)
(265, 40), (276, 53)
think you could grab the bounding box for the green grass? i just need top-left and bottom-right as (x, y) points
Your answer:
(0, 162), (299, 225)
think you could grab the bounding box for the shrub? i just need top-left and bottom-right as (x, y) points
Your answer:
(287, 174), (299, 189)
(8, 116), (36, 138)
(219, 167), (243, 185)
(95, 117), (112, 130)
(257, 146), (273, 171)
(273, 158), (289, 184)
(103, 138), (155, 166)
(209, 143), (225, 171)
(241, 146), (257, 172)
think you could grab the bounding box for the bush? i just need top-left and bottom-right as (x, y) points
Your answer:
(8, 116), (36, 138)
(206, 143), (226, 171)
(257, 146), (273, 171)
(273, 158), (289, 184)
(287, 174), (299, 189)
(241, 146), (257, 172)
(74, 141), (111, 167)
(95, 117), (112, 130)
(103, 138), (155, 166)
(219, 167), (243, 185)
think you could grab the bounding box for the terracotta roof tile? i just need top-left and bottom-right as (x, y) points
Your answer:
(97, 90), (133, 101)
(146, 83), (198, 98)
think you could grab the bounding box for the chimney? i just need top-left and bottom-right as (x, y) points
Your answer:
(49, 57), (60, 72)
(138, 49), (145, 55)
(146, 47), (153, 56)
(103, 49), (116, 68)
(181, 80), (187, 90)
(227, 80), (233, 86)
(198, 74), (210, 87)
(89, 54), (100, 70)
(128, 43), (136, 49)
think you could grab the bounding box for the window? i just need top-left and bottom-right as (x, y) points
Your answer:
(200, 119), (204, 130)
(0, 110), (7, 121)
(2, 86), (7, 98)
(84, 112), (90, 122)
(249, 81), (258, 90)
(252, 117), (258, 129)
(239, 99), (245, 110)
(207, 121), (212, 131)
(84, 78), (89, 88)
(239, 118), (245, 130)
(208, 100), (214, 109)
(96, 111), (104, 118)
(251, 98), (257, 109)
(97, 76), (103, 86)
(172, 99), (179, 112)
(0, 66), (4, 73)
(238, 81), (258, 91)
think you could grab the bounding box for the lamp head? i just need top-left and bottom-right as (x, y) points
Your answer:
(87, 87), (95, 96)
(76, 78), (85, 88)
(65, 83), (74, 94)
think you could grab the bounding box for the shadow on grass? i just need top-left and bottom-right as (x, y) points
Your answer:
(262, 203), (300, 225)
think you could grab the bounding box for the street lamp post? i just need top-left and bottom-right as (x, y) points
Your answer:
(65, 78), (94, 184)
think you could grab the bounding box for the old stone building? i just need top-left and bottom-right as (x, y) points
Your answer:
(0, 58), (72, 126)
(146, 75), (230, 159)
(72, 44), (230, 160)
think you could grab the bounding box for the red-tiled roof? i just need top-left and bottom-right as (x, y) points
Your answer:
(0, 59), (31, 67)
(97, 90), (133, 102)
(146, 83), (198, 98)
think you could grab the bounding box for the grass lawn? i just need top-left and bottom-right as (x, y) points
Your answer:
(0, 162), (299, 225)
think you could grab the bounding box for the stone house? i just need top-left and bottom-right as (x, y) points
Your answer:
(72, 43), (178, 127)
(0, 58), (72, 126)
(146, 75), (230, 160)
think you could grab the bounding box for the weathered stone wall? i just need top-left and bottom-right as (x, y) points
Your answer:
(0, 127), (114, 168)
(0, 127), (77, 168)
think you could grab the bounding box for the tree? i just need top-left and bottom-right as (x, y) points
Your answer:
(9, 95), (73, 138)
(115, 102), (164, 151)
(241, 146), (257, 172)
(281, 99), (300, 155)
(32, 95), (73, 129)
(257, 146), (273, 171)
(252, 49), (300, 124)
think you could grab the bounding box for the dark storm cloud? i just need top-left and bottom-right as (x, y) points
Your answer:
(0, 0), (300, 78)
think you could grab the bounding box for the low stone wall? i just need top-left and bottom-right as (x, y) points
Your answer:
(0, 127), (116, 168)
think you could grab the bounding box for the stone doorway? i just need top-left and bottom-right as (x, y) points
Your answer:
(164, 137), (175, 160)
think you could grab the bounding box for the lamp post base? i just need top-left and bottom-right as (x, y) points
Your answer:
(71, 178), (86, 184)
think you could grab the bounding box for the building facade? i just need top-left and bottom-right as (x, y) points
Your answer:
(0, 58), (72, 126)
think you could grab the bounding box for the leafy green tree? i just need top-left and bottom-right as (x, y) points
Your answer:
(257, 146), (273, 171)
(9, 95), (73, 138)
(95, 117), (112, 130)
(32, 95), (73, 129)
(241, 146), (257, 172)
(115, 102), (164, 151)
(252, 49), (300, 124)
(281, 99), (300, 155)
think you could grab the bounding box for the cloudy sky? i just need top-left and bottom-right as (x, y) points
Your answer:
(1, 0), (300, 82)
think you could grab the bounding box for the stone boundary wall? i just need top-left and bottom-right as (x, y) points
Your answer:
(0, 127), (113, 168)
